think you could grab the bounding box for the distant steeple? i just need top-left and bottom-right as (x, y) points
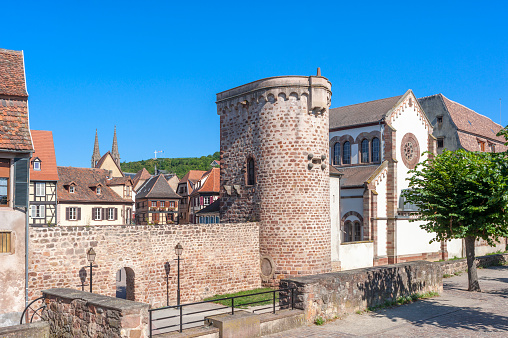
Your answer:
(91, 129), (101, 168)
(111, 126), (120, 166)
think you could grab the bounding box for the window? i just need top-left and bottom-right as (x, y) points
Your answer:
(94, 208), (102, 221)
(205, 216), (209, 224)
(126, 186), (130, 197)
(0, 159), (9, 206)
(169, 201), (175, 208)
(69, 186), (75, 193)
(354, 221), (362, 241)
(31, 205), (45, 218)
(0, 231), (11, 253)
(33, 159), (41, 171)
(204, 196), (211, 205)
(68, 207), (79, 221)
(490, 143), (495, 152)
(333, 143), (341, 165)
(199, 216), (204, 224)
(108, 208), (115, 220)
(344, 221), (352, 242)
(215, 216), (220, 223)
(361, 139), (369, 163)
(478, 140), (486, 152)
(151, 201), (157, 207)
(35, 182), (45, 197)
(160, 201), (165, 207)
(211, 216), (215, 224)
(399, 189), (419, 212)
(437, 116), (443, 124)
(96, 186), (101, 195)
(437, 138), (444, 148)
(343, 142), (351, 164)
(247, 158), (255, 185)
(372, 138), (380, 162)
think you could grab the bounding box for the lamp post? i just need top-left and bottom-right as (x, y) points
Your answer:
(175, 243), (183, 306)
(87, 248), (96, 293)
(164, 262), (171, 306)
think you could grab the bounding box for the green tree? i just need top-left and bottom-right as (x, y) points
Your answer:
(402, 149), (508, 291)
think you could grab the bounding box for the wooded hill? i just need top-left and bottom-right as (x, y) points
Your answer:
(120, 152), (220, 179)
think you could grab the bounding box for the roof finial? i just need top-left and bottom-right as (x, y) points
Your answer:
(317, 67), (321, 76)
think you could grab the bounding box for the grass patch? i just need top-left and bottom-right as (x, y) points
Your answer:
(314, 316), (325, 325)
(203, 288), (277, 308)
(363, 291), (439, 312)
(485, 250), (507, 256)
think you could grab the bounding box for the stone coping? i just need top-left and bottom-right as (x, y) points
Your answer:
(43, 288), (149, 312)
(340, 240), (374, 246)
(0, 321), (49, 335)
(283, 260), (435, 283)
(258, 309), (304, 323)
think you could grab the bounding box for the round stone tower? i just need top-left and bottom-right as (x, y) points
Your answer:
(217, 75), (332, 283)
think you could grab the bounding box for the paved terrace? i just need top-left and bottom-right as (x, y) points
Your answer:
(265, 265), (508, 337)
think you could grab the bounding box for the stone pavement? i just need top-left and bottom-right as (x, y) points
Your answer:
(265, 265), (508, 337)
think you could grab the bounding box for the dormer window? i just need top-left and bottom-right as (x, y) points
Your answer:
(69, 186), (75, 193)
(97, 186), (101, 195)
(436, 116), (443, 124)
(33, 158), (41, 171)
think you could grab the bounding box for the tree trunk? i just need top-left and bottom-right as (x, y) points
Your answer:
(465, 236), (481, 292)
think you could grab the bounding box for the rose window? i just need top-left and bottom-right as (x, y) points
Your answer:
(403, 142), (414, 161)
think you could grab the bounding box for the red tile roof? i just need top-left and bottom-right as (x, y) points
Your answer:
(30, 130), (59, 181)
(179, 170), (207, 195)
(57, 166), (133, 204)
(191, 168), (220, 195)
(0, 49), (32, 151)
(133, 168), (151, 187)
(336, 164), (381, 188)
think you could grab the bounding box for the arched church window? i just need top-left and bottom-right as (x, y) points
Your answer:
(333, 143), (341, 165)
(372, 138), (380, 162)
(361, 139), (369, 163)
(344, 220), (353, 242)
(354, 221), (362, 241)
(247, 157), (255, 185)
(343, 142), (351, 164)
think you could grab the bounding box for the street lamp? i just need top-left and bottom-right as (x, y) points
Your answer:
(164, 262), (171, 306)
(175, 243), (183, 306)
(87, 248), (96, 293)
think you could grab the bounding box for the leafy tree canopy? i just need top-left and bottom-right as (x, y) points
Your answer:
(120, 152), (219, 179)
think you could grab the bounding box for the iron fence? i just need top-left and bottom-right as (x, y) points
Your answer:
(148, 288), (294, 337)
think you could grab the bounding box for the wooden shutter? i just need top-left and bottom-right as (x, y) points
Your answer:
(77, 208), (81, 220)
(114, 208), (118, 220)
(102, 208), (105, 220)
(66, 207), (70, 220)
(40, 205), (45, 218)
(200, 196), (203, 205)
(92, 208), (96, 220)
(14, 158), (29, 207)
(0, 159), (9, 178)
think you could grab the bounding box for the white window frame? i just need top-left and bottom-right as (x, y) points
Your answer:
(30, 205), (45, 218)
(69, 186), (75, 193)
(204, 196), (211, 205)
(69, 207), (77, 220)
(96, 186), (101, 195)
(108, 208), (115, 220)
(35, 182), (45, 197)
(94, 208), (102, 221)
(33, 160), (41, 171)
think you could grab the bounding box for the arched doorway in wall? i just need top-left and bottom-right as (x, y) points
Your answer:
(116, 267), (135, 301)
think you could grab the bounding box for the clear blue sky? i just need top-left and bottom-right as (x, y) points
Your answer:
(2, 0), (507, 167)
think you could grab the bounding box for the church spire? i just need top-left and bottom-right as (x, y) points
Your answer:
(111, 126), (120, 166)
(91, 129), (101, 168)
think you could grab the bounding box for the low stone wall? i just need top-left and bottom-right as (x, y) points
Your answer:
(280, 261), (442, 322)
(29, 223), (260, 308)
(42, 288), (149, 338)
(440, 253), (508, 276)
(0, 321), (49, 338)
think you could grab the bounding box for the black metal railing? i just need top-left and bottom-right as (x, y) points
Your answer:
(20, 295), (46, 324)
(148, 288), (294, 337)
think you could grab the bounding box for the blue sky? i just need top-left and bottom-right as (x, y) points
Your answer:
(2, 0), (507, 167)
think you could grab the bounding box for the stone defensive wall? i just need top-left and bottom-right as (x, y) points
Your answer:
(217, 75), (333, 283)
(28, 223), (261, 307)
(280, 261), (442, 322)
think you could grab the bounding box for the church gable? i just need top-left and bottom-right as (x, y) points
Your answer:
(96, 152), (124, 178)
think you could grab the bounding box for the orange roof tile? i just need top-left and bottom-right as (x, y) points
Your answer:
(192, 168), (220, 194)
(30, 130), (59, 181)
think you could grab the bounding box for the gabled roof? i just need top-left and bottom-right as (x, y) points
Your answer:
(196, 199), (220, 214)
(96, 151), (124, 176)
(133, 168), (151, 187)
(179, 170), (207, 195)
(30, 130), (59, 181)
(329, 94), (403, 129)
(57, 167), (133, 204)
(329, 164), (342, 177)
(136, 174), (181, 200)
(107, 176), (133, 186)
(190, 168), (220, 195)
(0, 49), (32, 152)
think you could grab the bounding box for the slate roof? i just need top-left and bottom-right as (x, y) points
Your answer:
(329, 95), (403, 129)
(190, 168), (220, 196)
(329, 164), (342, 177)
(0, 49), (33, 152)
(30, 130), (59, 181)
(57, 167), (133, 204)
(136, 174), (181, 199)
(196, 199), (220, 214)
(336, 164), (381, 188)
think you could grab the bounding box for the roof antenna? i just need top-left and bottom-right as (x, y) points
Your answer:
(317, 67), (321, 76)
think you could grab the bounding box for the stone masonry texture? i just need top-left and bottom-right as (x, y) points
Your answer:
(28, 223), (261, 308)
(280, 261), (443, 323)
(217, 76), (333, 283)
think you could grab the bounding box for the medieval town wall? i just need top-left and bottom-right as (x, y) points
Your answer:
(217, 76), (332, 282)
(28, 223), (260, 308)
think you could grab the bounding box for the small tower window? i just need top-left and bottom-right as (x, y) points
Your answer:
(437, 137), (444, 148)
(247, 157), (255, 185)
